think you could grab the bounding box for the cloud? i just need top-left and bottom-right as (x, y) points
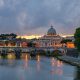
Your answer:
(0, 0), (4, 8)
(17, 11), (27, 27)
(0, 0), (80, 35)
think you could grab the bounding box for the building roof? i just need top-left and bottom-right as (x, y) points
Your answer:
(47, 26), (56, 35)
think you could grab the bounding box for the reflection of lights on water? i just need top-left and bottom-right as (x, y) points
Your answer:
(51, 69), (63, 75)
(37, 63), (40, 71)
(7, 54), (12, 59)
(56, 60), (63, 75)
(56, 68), (63, 75)
(37, 55), (40, 62)
(51, 58), (55, 67)
(25, 54), (28, 61)
(36, 55), (40, 71)
(21, 53), (29, 61)
(51, 58), (55, 61)
(21, 54), (29, 69)
(51, 58), (63, 75)
(57, 60), (63, 67)
(21, 53), (29, 69)
(24, 57), (28, 69)
(51, 58), (63, 67)
(7, 53), (15, 59)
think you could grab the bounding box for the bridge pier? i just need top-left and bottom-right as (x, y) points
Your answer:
(1, 49), (7, 58)
(14, 50), (21, 59)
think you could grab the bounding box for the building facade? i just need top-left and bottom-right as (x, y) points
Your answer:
(34, 26), (62, 48)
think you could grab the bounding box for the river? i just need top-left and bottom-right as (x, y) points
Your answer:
(0, 56), (80, 80)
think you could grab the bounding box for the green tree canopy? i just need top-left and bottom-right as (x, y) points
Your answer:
(74, 27), (80, 52)
(61, 39), (72, 44)
(10, 33), (17, 38)
(0, 33), (17, 40)
(27, 42), (36, 47)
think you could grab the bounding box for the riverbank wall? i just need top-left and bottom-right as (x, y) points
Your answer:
(57, 56), (80, 67)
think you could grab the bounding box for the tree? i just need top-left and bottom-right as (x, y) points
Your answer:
(27, 42), (36, 47)
(61, 39), (72, 44)
(74, 27), (80, 52)
(0, 34), (6, 40)
(10, 33), (17, 39)
(0, 33), (17, 40)
(74, 67), (80, 80)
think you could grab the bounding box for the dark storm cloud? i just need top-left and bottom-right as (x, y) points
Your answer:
(0, 0), (80, 35)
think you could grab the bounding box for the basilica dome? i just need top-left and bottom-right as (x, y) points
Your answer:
(47, 26), (56, 35)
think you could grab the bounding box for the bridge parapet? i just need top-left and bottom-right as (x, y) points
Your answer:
(0, 47), (67, 55)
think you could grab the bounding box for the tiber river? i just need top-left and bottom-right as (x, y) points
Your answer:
(0, 55), (80, 80)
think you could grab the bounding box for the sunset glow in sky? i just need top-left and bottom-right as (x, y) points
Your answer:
(17, 35), (42, 39)
(17, 34), (74, 39)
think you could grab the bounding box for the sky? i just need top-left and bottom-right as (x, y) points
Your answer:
(0, 0), (80, 35)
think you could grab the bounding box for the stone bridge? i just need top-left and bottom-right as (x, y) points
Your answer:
(0, 47), (66, 54)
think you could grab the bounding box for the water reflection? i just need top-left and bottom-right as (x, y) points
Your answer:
(36, 55), (40, 71)
(51, 57), (55, 67)
(56, 68), (63, 75)
(23, 54), (29, 69)
(51, 58), (63, 76)
(57, 60), (63, 67)
(0, 56), (79, 80)
(74, 67), (80, 80)
(7, 53), (15, 59)
(0, 59), (16, 67)
(36, 55), (40, 62)
(51, 58), (63, 67)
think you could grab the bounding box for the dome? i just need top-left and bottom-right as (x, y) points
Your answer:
(47, 26), (56, 35)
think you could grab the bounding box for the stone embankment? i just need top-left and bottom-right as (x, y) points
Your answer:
(58, 56), (80, 67)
